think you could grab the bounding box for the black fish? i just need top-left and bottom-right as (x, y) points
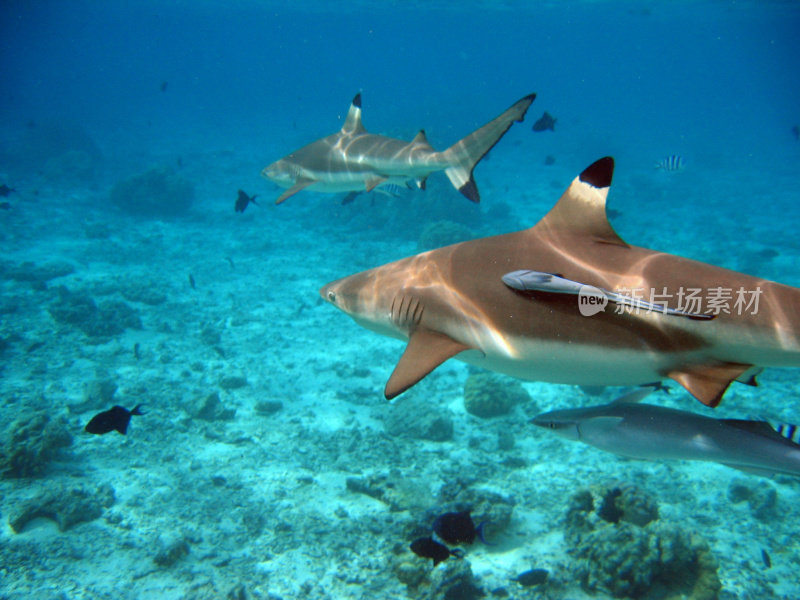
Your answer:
(160, 81), (168, 93)
(410, 537), (463, 566)
(532, 111), (556, 132)
(432, 510), (488, 546)
(235, 189), (258, 213)
(0, 184), (15, 197)
(793, 125), (799, 141)
(341, 191), (359, 205)
(761, 548), (771, 568)
(189, 274), (196, 290)
(85, 404), (145, 435)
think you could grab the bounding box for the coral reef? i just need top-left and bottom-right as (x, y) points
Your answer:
(110, 167), (195, 217)
(9, 483), (115, 532)
(565, 485), (720, 600)
(573, 521), (720, 600)
(0, 411), (73, 478)
(463, 372), (531, 418)
(418, 220), (474, 251)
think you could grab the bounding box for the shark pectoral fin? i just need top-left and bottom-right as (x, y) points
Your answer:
(365, 177), (388, 193)
(275, 179), (315, 204)
(668, 362), (754, 408)
(384, 329), (471, 400)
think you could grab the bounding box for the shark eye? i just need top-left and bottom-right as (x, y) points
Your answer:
(327, 291), (337, 303)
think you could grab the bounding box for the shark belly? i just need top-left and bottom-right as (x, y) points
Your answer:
(455, 337), (667, 387)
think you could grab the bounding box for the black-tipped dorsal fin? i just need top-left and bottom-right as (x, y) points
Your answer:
(533, 157), (627, 247)
(342, 93), (366, 135)
(412, 129), (430, 145)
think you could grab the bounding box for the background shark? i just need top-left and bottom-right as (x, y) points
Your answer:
(261, 93), (535, 204)
(320, 157), (800, 407)
(531, 390), (800, 477)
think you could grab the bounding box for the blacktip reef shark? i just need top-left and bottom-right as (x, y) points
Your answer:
(531, 389), (800, 477)
(320, 156), (800, 406)
(261, 93), (535, 204)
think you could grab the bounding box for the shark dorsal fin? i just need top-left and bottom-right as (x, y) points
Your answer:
(342, 93), (366, 136)
(384, 329), (470, 400)
(412, 129), (430, 146)
(533, 157), (628, 247)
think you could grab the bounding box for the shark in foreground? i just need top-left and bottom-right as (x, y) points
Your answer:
(261, 93), (535, 204)
(532, 390), (800, 477)
(320, 156), (800, 407)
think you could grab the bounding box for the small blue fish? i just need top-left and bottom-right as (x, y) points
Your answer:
(655, 155), (685, 171)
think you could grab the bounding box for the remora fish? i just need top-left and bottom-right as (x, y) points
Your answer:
(262, 93), (535, 204)
(320, 157), (800, 407)
(531, 391), (800, 477)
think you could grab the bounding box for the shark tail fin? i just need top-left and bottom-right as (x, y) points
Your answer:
(442, 94), (535, 202)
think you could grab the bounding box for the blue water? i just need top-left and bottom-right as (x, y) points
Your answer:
(2, 1), (800, 599)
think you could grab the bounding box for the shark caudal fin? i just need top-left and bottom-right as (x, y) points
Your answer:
(442, 94), (535, 202)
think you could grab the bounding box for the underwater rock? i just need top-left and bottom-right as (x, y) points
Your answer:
(219, 375), (248, 391)
(418, 220), (474, 251)
(0, 411), (73, 478)
(110, 166), (195, 217)
(572, 521), (721, 600)
(346, 469), (432, 512)
(727, 478), (778, 522)
(427, 559), (483, 600)
(513, 568), (549, 587)
(120, 283), (167, 306)
(383, 396), (454, 442)
(9, 483), (115, 532)
(153, 534), (191, 567)
(463, 372), (531, 418)
(48, 286), (141, 338)
(394, 559), (428, 588)
(195, 392), (236, 421)
(85, 378), (118, 406)
(255, 400), (283, 416)
(1, 260), (75, 284)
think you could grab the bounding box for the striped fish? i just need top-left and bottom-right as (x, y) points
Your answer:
(767, 420), (800, 444)
(655, 155), (686, 171)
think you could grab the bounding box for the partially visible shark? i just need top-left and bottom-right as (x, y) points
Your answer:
(320, 157), (800, 407)
(261, 93), (535, 204)
(531, 390), (800, 477)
